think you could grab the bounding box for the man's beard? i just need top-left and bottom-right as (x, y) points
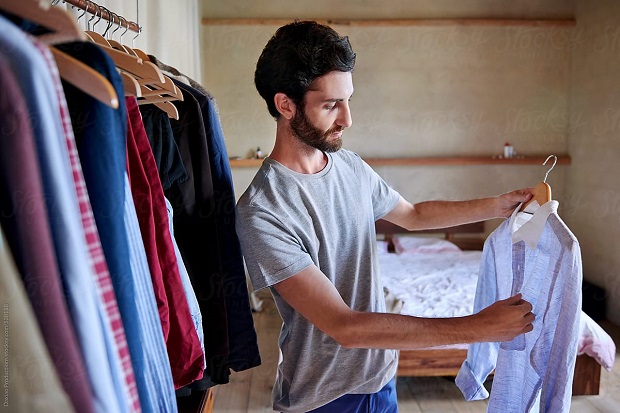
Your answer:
(290, 107), (344, 153)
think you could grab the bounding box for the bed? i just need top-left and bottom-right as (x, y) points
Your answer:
(375, 219), (616, 396)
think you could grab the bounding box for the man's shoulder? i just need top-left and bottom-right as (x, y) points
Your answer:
(333, 148), (363, 164)
(237, 160), (289, 211)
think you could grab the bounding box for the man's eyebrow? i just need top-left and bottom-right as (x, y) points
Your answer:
(322, 93), (354, 103)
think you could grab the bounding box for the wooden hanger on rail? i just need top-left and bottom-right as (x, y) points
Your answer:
(70, 0), (182, 117)
(0, 0), (119, 109)
(83, 5), (182, 112)
(520, 155), (557, 211)
(0, 0), (84, 44)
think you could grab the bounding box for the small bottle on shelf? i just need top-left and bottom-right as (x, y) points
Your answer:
(255, 147), (263, 159)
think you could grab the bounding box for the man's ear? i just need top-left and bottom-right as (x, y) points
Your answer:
(274, 93), (295, 120)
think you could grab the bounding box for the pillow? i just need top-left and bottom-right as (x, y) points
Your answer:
(392, 235), (461, 254)
(578, 312), (616, 371)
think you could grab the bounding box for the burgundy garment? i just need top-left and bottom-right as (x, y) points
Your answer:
(0, 58), (95, 413)
(125, 97), (204, 388)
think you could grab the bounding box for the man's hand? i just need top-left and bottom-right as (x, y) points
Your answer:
(495, 188), (533, 218)
(474, 293), (535, 342)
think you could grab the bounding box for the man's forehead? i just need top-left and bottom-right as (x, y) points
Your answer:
(307, 71), (354, 99)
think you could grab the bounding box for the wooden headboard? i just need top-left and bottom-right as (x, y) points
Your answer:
(375, 219), (486, 251)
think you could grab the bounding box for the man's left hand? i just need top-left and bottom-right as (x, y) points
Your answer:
(495, 188), (533, 218)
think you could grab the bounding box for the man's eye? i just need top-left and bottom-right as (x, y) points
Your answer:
(325, 105), (336, 110)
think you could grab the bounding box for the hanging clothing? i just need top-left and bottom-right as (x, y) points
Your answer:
(55, 40), (177, 413)
(138, 103), (206, 367)
(173, 80), (261, 375)
(44, 46), (142, 413)
(123, 173), (179, 413)
(162, 86), (231, 383)
(0, 227), (76, 413)
(126, 96), (205, 389)
(0, 17), (96, 413)
(138, 104), (188, 191)
(456, 201), (582, 413)
(32, 39), (132, 413)
(165, 196), (206, 365)
(148, 53), (220, 120)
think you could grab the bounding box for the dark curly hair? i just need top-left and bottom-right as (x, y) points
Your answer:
(254, 20), (356, 119)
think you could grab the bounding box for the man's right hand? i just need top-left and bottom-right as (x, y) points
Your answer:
(474, 293), (535, 342)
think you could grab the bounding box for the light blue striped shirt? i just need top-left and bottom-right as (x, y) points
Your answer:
(123, 174), (178, 413)
(456, 201), (582, 413)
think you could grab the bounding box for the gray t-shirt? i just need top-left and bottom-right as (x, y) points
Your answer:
(236, 149), (400, 412)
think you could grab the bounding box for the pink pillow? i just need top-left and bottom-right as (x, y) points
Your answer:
(392, 235), (461, 254)
(578, 312), (616, 371)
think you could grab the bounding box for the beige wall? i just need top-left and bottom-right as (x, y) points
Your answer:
(201, 1), (619, 322)
(201, 1), (572, 219)
(566, 0), (620, 325)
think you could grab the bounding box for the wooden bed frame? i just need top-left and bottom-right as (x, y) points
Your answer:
(375, 219), (601, 396)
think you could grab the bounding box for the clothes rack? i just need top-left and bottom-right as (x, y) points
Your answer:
(59, 0), (141, 33)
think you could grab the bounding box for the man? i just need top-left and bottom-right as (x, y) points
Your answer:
(236, 20), (534, 413)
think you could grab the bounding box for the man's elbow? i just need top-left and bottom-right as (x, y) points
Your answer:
(324, 316), (366, 349)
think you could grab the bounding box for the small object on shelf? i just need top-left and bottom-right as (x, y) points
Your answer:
(255, 147), (263, 159)
(503, 142), (514, 159)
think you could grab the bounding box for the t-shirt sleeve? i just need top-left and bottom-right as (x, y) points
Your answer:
(360, 158), (400, 220)
(236, 204), (314, 290)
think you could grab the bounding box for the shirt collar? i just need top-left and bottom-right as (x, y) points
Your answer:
(509, 200), (558, 249)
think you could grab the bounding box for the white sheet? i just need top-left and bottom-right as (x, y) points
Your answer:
(379, 250), (482, 318)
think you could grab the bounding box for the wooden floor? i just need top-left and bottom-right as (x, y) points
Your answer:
(213, 295), (620, 412)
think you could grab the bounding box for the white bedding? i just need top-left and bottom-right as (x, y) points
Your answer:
(379, 249), (482, 318)
(377, 238), (616, 371)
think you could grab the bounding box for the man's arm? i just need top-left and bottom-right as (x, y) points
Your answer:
(273, 264), (534, 350)
(381, 189), (532, 231)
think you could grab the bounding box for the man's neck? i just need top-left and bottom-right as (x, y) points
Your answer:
(269, 127), (328, 174)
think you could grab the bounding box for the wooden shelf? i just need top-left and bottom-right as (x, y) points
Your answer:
(229, 155), (571, 168)
(202, 18), (576, 28)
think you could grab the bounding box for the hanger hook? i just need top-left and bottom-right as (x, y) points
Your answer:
(91, 4), (103, 32)
(131, 25), (142, 48)
(120, 16), (130, 42)
(77, 0), (89, 26)
(542, 155), (557, 183)
(87, 2), (99, 31)
(111, 12), (123, 39)
(102, 7), (115, 38)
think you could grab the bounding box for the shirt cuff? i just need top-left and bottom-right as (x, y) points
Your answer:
(455, 360), (490, 401)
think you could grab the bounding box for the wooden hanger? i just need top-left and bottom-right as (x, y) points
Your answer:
(120, 71), (141, 98)
(114, 16), (140, 57)
(0, 0), (119, 109)
(85, 30), (111, 47)
(520, 155), (557, 211)
(132, 47), (150, 61)
(0, 0), (86, 44)
(153, 102), (179, 120)
(49, 47), (119, 108)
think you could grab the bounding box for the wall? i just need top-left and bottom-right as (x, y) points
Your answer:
(201, 1), (574, 227)
(566, 0), (620, 324)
